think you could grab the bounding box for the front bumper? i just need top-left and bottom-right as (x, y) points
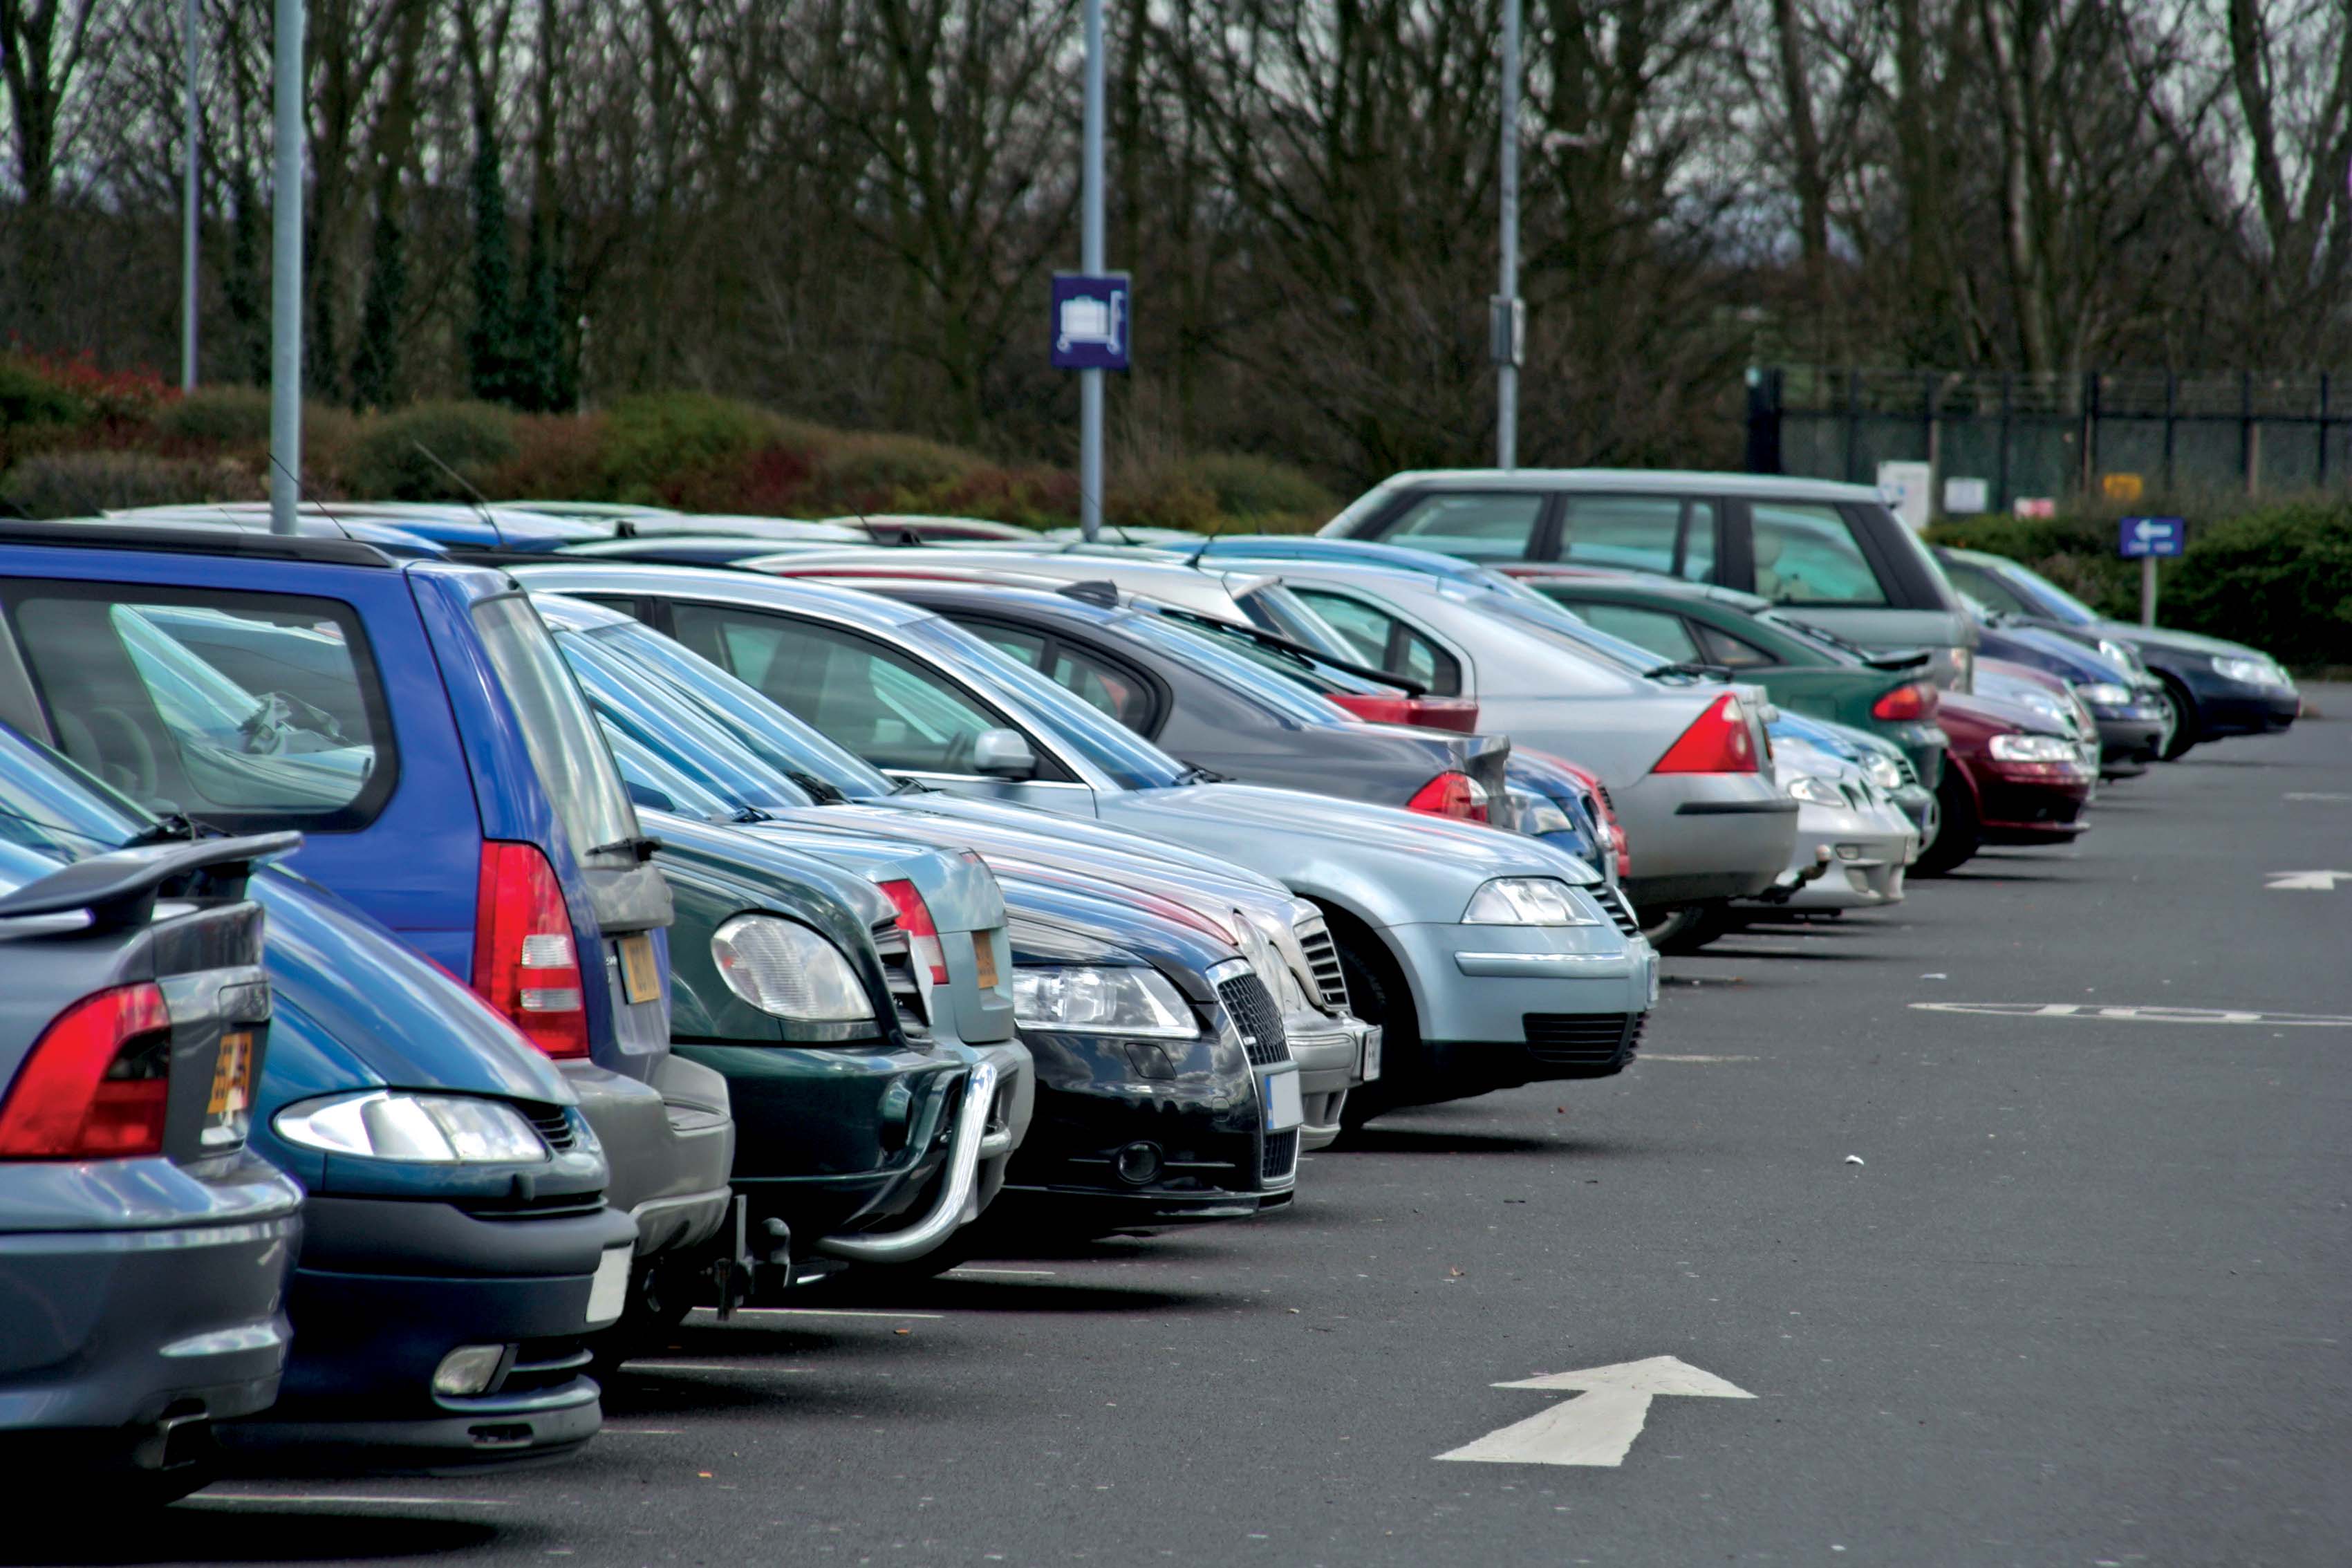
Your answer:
(1974, 765), (2096, 843)
(2193, 681), (2300, 738)
(1286, 1017), (1368, 1150)
(1618, 774), (1799, 907)
(1378, 917), (1655, 1097)
(219, 1192), (635, 1472)
(2091, 707), (2167, 763)
(561, 1058), (734, 1258)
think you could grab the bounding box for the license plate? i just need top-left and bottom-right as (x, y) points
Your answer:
(1260, 1068), (1304, 1132)
(585, 1244), (633, 1328)
(616, 933), (662, 1005)
(1359, 1026), (1383, 1083)
(200, 1029), (256, 1148)
(972, 931), (1000, 991)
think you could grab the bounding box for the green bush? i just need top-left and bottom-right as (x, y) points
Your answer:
(2164, 500), (2352, 670)
(1173, 453), (1336, 521)
(0, 355), (88, 428)
(482, 411), (616, 501)
(346, 400), (519, 500)
(153, 385), (274, 447)
(814, 431), (984, 503)
(599, 392), (782, 501)
(0, 451), (263, 519)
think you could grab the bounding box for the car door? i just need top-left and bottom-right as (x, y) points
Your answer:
(657, 599), (1106, 814)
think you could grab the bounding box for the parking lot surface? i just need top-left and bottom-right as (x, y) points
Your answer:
(30, 694), (2349, 1567)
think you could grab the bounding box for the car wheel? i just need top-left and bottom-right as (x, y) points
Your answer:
(1639, 904), (1728, 953)
(2154, 675), (2199, 760)
(1912, 772), (1981, 876)
(1321, 912), (1419, 1134)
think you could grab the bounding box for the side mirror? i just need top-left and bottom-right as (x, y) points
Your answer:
(970, 727), (1038, 780)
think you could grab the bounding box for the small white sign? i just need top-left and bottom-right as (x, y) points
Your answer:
(586, 1244), (633, 1327)
(1260, 1067), (1304, 1132)
(1943, 476), (1989, 514)
(1876, 461), (1932, 530)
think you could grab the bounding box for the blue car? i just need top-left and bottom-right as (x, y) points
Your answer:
(1967, 617), (2170, 773)
(0, 781), (304, 1502)
(0, 727), (636, 1472)
(0, 521), (734, 1323)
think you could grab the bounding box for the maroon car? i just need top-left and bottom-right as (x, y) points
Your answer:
(1914, 690), (2096, 875)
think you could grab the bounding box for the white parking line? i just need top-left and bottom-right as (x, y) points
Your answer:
(1643, 1054), (1759, 1063)
(945, 1267), (1058, 1277)
(600, 1428), (686, 1435)
(628, 1362), (810, 1373)
(719, 1307), (946, 1320)
(191, 1494), (510, 1507)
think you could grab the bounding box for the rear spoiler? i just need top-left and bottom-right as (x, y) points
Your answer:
(0, 831), (301, 933)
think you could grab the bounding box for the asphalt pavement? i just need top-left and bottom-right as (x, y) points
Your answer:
(30, 690), (2351, 1567)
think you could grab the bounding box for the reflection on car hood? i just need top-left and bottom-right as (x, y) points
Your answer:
(2094, 619), (2270, 661)
(1105, 783), (1601, 886)
(866, 793), (1293, 895)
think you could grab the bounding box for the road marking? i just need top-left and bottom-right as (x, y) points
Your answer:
(600, 1428), (686, 1435)
(628, 1362), (810, 1374)
(190, 1494), (510, 1507)
(712, 1307), (946, 1320)
(945, 1267), (1058, 1277)
(1435, 1356), (1754, 1468)
(1910, 1002), (2352, 1027)
(2266, 869), (2351, 890)
(2284, 792), (2351, 802)
(1643, 1054), (1759, 1063)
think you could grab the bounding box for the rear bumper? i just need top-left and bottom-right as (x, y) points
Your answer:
(1618, 775), (1798, 906)
(562, 1059), (734, 1257)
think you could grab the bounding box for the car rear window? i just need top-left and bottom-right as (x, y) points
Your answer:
(469, 594), (642, 864)
(2, 584), (397, 830)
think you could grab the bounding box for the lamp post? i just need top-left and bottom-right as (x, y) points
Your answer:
(268, 0), (304, 533)
(1077, 0), (1105, 541)
(1493, 0), (1522, 469)
(180, 0), (200, 391)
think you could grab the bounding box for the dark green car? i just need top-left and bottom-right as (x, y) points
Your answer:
(1503, 568), (1948, 787)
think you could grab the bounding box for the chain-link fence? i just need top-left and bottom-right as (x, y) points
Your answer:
(1744, 367), (2352, 514)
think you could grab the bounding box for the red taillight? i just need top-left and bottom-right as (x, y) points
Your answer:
(1406, 771), (1491, 823)
(879, 878), (950, 984)
(1650, 694), (1760, 774)
(0, 982), (172, 1158)
(1872, 682), (1938, 722)
(1327, 693), (1415, 725)
(472, 841), (592, 1059)
(1406, 697), (1481, 734)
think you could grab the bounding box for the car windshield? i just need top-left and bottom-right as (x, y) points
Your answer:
(1152, 609), (1397, 696)
(468, 595), (645, 861)
(0, 722), (152, 879)
(552, 627), (816, 813)
(1991, 559), (2100, 624)
(1110, 610), (1354, 727)
(576, 617), (895, 800)
(899, 615), (1191, 790)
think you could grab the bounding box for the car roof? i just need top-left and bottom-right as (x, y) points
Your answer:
(0, 516), (397, 568)
(1363, 468), (1887, 502)
(745, 545), (1281, 597)
(507, 560), (935, 630)
(1511, 568), (1771, 612)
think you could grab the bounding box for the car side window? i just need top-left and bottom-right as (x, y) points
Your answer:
(973, 624), (1050, 669)
(1378, 492), (1545, 561)
(1694, 622), (1775, 668)
(1557, 496), (1681, 576)
(1748, 503), (1890, 606)
(949, 617), (1157, 731)
(1680, 501), (1719, 581)
(1574, 602), (1703, 663)
(1944, 561), (2030, 615)
(1289, 588), (1462, 696)
(669, 603), (1008, 774)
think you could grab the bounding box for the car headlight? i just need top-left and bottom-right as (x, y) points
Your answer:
(1013, 966), (1196, 1038)
(2096, 638), (2142, 673)
(711, 915), (874, 1022)
(1462, 877), (1599, 926)
(2213, 655), (2289, 688)
(1509, 787), (1574, 837)
(275, 1092), (549, 1164)
(1235, 914), (1313, 1014)
(1863, 755), (1905, 791)
(1988, 733), (2077, 763)
(1786, 774), (1845, 808)
(2077, 682), (2133, 706)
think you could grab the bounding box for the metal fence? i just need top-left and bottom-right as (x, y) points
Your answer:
(1744, 367), (2352, 513)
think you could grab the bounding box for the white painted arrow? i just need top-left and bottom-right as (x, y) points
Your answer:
(1435, 1356), (1754, 1468)
(2266, 870), (2352, 890)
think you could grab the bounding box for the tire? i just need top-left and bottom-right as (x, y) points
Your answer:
(1639, 903), (1730, 953)
(1322, 913), (1419, 1134)
(1911, 770), (1981, 876)
(2154, 673), (2199, 760)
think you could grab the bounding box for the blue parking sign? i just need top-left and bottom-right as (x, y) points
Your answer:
(2118, 516), (2185, 557)
(1052, 273), (1130, 371)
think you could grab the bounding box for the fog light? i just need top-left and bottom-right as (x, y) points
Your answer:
(433, 1344), (510, 1397)
(1834, 843), (1864, 861)
(1114, 1141), (1163, 1186)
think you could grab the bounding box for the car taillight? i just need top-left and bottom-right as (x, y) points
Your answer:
(1650, 693), (1760, 774)
(1872, 682), (1937, 722)
(1406, 771), (1491, 823)
(1406, 697), (1481, 734)
(0, 982), (172, 1158)
(1327, 693), (1415, 725)
(879, 878), (950, 984)
(472, 841), (591, 1059)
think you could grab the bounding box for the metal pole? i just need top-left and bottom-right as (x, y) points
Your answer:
(1495, 0), (1521, 469)
(268, 0), (304, 534)
(180, 0), (200, 392)
(2140, 554), (2156, 629)
(1077, 0), (1105, 543)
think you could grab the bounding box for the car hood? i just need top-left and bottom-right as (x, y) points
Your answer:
(2093, 619), (2268, 661)
(994, 874), (1241, 1005)
(856, 792), (1294, 895)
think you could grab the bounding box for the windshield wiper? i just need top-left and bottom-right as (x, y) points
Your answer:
(781, 767), (849, 805)
(587, 834), (663, 863)
(1175, 762), (1230, 785)
(725, 806), (776, 825)
(889, 776), (935, 796)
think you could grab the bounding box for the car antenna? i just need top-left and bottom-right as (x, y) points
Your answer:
(411, 440), (508, 548)
(1183, 511), (1231, 570)
(263, 451), (357, 542)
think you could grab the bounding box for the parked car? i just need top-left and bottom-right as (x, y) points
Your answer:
(0, 778), (304, 1502)
(0, 522), (736, 1325)
(815, 514), (1038, 543)
(509, 565), (1656, 1123)
(1319, 471), (1980, 687)
(1976, 658), (2104, 779)
(107, 501), (604, 553)
(1915, 691), (2097, 876)
(1500, 568), (1949, 787)
(1769, 710), (1939, 851)
(1752, 729), (1918, 914)
(522, 588), (1373, 1148)
(1967, 611), (2170, 773)
(1931, 545), (2298, 758)
(0, 728), (633, 1473)
(1177, 557), (1795, 946)
(557, 536), (830, 568)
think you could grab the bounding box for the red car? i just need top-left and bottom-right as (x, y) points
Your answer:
(1916, 690), (2096, 875)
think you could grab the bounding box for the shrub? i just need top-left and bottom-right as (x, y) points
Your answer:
(927, 465), (1079, 531)
(656, 441), (822, 514)
(153, 385), (274, 447)
(346, 400), (519, 500)
(814, 431), (985, 507)
(0, 450), (263, 519)
(599, 392), (782, 501)
(1173, 453), (1336, 521)
(0, 354), (89, 428)
(481, 411), (616, 501)
(2163, 500), (2352, 670)
(1105, 471), (1220, 534)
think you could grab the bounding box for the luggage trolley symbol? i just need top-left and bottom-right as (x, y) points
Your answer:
(1057, 290), (1126, 356)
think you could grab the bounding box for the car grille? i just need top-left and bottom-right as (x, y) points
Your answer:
(1523, 1011), (1645, 1070)
(1594, 886), (1642, 940)
(1217, 973), (1291, 1065)
(1294, 920), (1350, 1011)
(523, 1103), (576, 1153)
(872, 921), (928, 1031)
(1260, 1128), (1298, 1184)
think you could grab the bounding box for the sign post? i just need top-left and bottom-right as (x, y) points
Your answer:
(2118, 515), (2185, 628)
(1074, 0), (1108, 541)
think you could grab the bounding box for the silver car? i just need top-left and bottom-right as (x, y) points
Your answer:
(1760, 736), (1919, 913)
(512, 566), (1658, 1122)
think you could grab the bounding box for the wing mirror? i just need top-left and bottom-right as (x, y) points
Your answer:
(971, 727), (1038, 780)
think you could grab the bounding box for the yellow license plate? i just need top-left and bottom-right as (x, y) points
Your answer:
(618, 933), (662, 1005)
(203, 1030), (255, 1146)
(973, 932), (1000, 991)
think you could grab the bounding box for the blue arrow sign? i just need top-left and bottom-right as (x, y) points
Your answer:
(2118, 516), (2185, 558)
